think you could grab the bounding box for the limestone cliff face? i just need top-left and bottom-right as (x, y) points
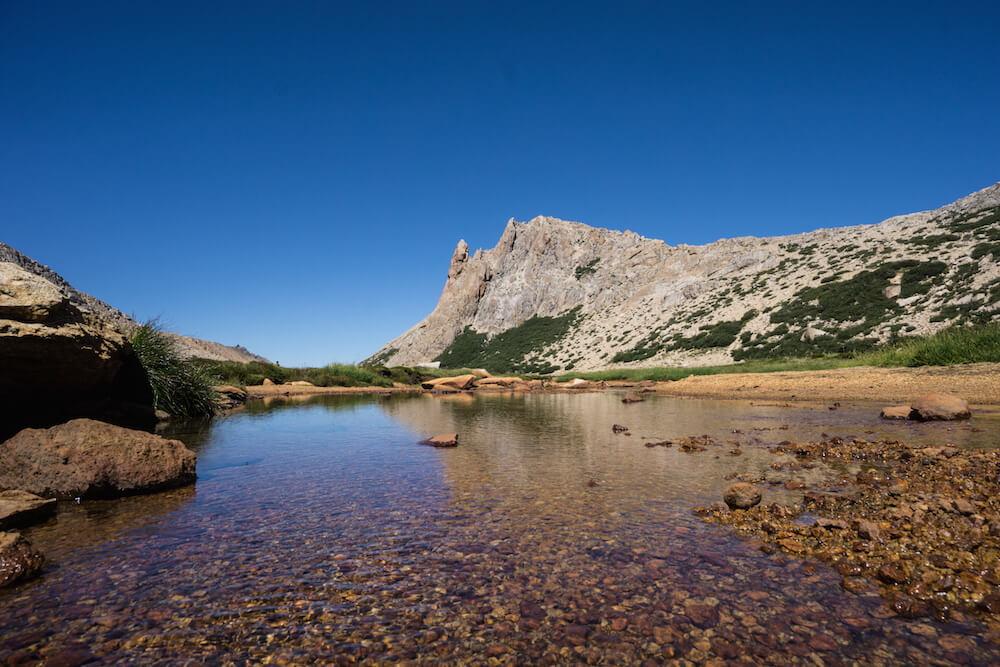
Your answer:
(369, 182), (1000, 371)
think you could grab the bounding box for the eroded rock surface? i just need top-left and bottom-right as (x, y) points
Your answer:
(0, 419), (197, 499)
(0, 490), (56, 530)
(0, 261), (154, 439)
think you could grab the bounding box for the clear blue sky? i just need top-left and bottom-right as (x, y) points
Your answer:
(2, 1), (997, 366)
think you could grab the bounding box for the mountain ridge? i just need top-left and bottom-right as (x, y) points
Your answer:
(367, 182), (1000, 372)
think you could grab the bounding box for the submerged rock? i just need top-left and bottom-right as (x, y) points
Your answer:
(0, 531), (44, 587)
(0, 490), (56, 530)
(724, 482), (762, 510)
(422, 433), (459, 448)
(909, 393), (971, 421)
(0, 419), (197, 499)
(621, 393), (645, 403)
(215, 385), (248, 409)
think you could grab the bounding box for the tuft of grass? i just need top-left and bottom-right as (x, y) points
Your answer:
(556, 357), (857, 383)
(130, 321), (220, 417)
(856, 323), (1000, 367)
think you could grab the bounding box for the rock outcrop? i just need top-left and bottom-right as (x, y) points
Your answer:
(0, 419), (197, 499)
(367, 183), (1000, 372)
(0, 242), (269, 364)
(0, 490), (57, 530)
(0, 262), (154, 439)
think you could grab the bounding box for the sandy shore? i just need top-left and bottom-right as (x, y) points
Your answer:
(650, 362), (1000, 407)
(242, 362), (1000, 410)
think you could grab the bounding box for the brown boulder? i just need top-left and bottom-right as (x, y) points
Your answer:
(909, 393), (971, 421)
(724, 482), (762, 510)
(0, 419), (197, 499)
(422, 433), (459, 447)
(261, 378), (275, 385)
(474, 376), (521, 388)
(0, 490), (57, 530)
(215, 385), (248, 409)
(0, 531), (44, 587)
(421, 374), (477, 390)
(0, 262), (154, 440)
(880, 405), (911, 420)
(621, 393), (645, 403)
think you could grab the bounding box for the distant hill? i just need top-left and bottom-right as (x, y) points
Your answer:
(0, 242), (269, 364)
(367, 183), (1000, 373)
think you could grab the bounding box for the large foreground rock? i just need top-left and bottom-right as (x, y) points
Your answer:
(0, 419), (197, 499)
(0, 531), (44, 587)
(0, 490), (56, 529)
(724, 482), (762, 510)
(0, 261), (154, 440)
(909, 393), (971, 421)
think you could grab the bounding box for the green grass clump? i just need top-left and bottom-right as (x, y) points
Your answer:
(130, 322), (220, 417)
(193, 358), (395, 388)
(856, 323), (1000, 367)
(556, 357), (857, 383)
(434, 307), (582, 373)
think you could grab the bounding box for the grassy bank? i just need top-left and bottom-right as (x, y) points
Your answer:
(130, 322), (220, 417)
(555, 323), (1000, 383)
(193, 359), (486, 389)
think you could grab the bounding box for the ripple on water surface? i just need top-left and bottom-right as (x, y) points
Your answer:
(2, 392), (998, 664)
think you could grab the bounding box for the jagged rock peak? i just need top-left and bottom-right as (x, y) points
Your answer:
(366, 183), (1000, 371)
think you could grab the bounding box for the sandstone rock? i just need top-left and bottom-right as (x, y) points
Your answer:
(0, 531), (44, 587)
(0, 490), (57, 530)
(621, 393), (645, 403)
(0, 262), (154, 440)
(880, 405), (911, 420)
(467, 368), (491, 378)
(563, 378), (593, 389)
(0, 419), (197, 499)
(286, 380), (315, 386)
(724, 482), (761, 509)
(421, 375), (477, 390)
(215, 385), (248, 409)
(910, 393), (971, 421)
(262, 378), (275, 385)
(422, 433), (458, 448)
(474, 376), (521, 387)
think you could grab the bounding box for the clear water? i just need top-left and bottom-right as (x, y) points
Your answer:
(2, 393), (998, 664)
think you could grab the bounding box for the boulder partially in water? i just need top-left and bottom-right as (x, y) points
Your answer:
(0, 419), (197, 499)
(0, 531), (44, 588)
(421, 375), (477, 391)
(723, 482), (762, 510)
(880, 405), (911, 420)
(421, 433), (459, 448)
(909, 393), (971, 421)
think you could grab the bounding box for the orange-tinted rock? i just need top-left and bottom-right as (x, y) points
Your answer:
(909, 393), (971, 421)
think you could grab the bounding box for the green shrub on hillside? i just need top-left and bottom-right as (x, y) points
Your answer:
(434, 307), (582, 373)
(130, 322), (220, 417)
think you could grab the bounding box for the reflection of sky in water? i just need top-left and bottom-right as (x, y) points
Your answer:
(3, 393), (998, 663)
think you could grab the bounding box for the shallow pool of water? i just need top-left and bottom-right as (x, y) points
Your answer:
(2, 393), (998, 664)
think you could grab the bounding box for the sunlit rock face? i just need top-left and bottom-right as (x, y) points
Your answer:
(368, 183), (1000, 371)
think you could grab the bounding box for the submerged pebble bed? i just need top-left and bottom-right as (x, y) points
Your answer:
(1, 393), (998, 664)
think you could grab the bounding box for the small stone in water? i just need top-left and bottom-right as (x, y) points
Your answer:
(723, 483), (761, 510)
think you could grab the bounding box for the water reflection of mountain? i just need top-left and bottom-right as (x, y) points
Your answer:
(380, 393), (795, 517)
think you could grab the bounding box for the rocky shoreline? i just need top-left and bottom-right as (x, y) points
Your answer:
(690, 433), (1000, 639)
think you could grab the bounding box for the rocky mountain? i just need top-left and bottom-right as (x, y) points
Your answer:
(367, 183), (1000, 373)
(0, 242), (269, 364)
